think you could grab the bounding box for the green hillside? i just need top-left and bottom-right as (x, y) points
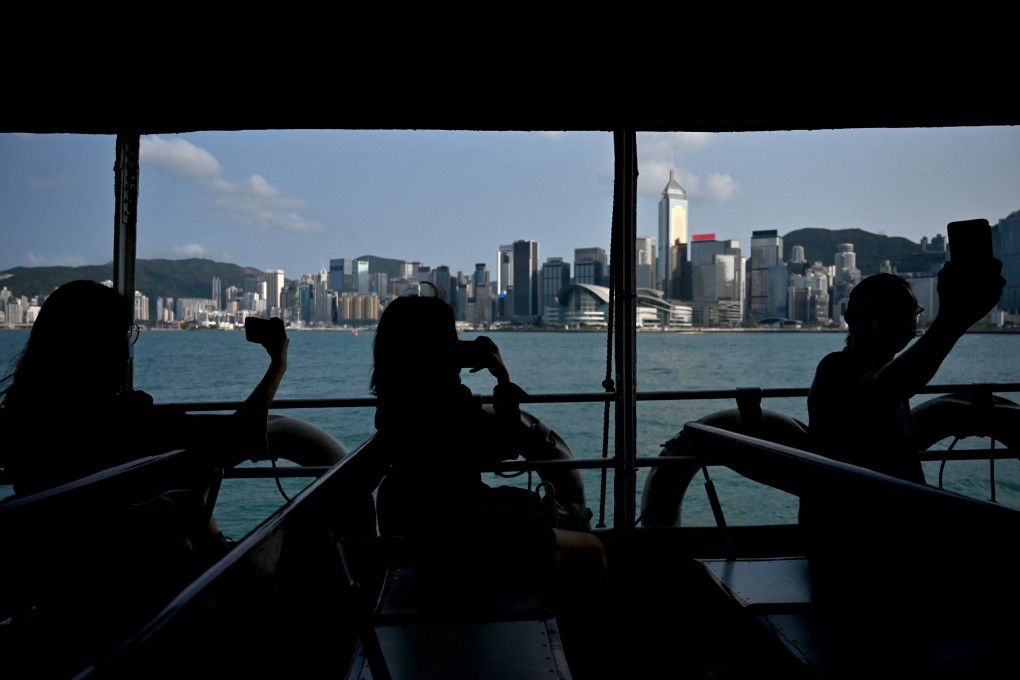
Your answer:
(782, 228), (945, 276)
(0, 259), (267, 318)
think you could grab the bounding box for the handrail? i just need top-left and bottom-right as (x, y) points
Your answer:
(220, 381), (1020, 479)
(6, 383), (1015, 501)
(164, 382), (1020, 412)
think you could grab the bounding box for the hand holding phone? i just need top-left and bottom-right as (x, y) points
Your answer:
(947, 219), (993, 271)
(245, 317), (283, 344)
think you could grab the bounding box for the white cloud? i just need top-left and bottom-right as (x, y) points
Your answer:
(25, 252), (87, 267)
(172, 244), (209, 258)
(638, 132), (740, 203)
(141, 137), (321, 234)
(702, 172), (741, 202)
(140, 136), (222, 181)
(214, 175), (322, 234)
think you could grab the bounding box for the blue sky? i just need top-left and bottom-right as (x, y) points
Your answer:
(1, 127), (1017, 281)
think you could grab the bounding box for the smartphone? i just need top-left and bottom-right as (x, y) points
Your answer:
(244, 317), (273, 343)
(947, 219), (993, 270)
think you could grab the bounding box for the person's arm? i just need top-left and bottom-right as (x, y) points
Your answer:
(234, 318), (289, 462)
(464, 336), (529, 461)
(870, 260), (1005, 397)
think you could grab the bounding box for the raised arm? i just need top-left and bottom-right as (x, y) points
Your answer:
(872, 260), (1004, 397)
(236, 317), (289, 461)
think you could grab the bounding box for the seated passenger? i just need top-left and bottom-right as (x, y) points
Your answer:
(368, 286), (608, 602)
(0, 279), (289, 657)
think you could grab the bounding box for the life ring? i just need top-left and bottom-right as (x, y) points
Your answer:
(259, 414), (350, 467)
(518, 409), (588, 509)
(912, 393), (1020, 453)
(640, 408), (808, 527)
(481, 406), (588, 511)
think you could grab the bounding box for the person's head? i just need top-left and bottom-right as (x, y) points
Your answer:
(0, 280), (134, 406)
(370, 285), (460, 397)
(843, 273), (921, 355)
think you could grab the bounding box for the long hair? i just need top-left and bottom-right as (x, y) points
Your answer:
(0, 280), (132, 410)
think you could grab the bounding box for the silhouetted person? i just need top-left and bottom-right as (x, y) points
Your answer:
(804, 263), (1004, 482)
(369, 287), (608, 603)
(0, 279), (288, 674)
(799, 260), (1005, 607)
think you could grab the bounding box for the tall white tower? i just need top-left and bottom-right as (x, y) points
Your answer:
(657, 169), (688, 294)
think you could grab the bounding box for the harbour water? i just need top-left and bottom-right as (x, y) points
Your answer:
(2, 328), (1019, 539)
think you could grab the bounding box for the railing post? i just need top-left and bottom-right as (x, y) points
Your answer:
(612, 130), (639, 555)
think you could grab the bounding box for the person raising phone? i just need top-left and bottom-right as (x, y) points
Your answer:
(799, 220), (1005, 585)
(0, 280), (289, 551)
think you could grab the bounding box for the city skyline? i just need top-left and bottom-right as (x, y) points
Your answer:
(1, 128), (1018, 282)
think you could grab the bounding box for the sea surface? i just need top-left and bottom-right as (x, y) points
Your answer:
(2, 328), (1019, 539)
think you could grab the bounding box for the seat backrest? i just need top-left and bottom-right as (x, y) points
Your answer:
(74, 437), (385, 679)
(684, 422), (1020, 607)
(0, 448), (221, 677)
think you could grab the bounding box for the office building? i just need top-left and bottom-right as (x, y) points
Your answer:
(636, 236), (656, 290)
(541, 257), (571, 325)
(512, 240), (539, 322)
(657, 169), (688, 295)
(748, 230), (786, 321)
(574, 247), (607, 286)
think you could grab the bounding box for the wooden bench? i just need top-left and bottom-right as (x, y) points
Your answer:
(684, 422), (1020, 678)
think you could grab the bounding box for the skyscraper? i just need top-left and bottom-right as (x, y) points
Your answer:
(314, 265), (331, 325)
(433, 265), (453, 310)
(573, 247), (607, 286)
(328, 258), (346, 294)
(749, 230), (785, 321)
(512, 239), (539, 321)
(497, 245), (513, 295)
(995, 211), (1020, 315)
(472, 262), (493, 326)
(657, 169), (688, 295)
(263, 269), (285, 315)
(541, 257), (571, 325)
(832, 243), (862, 324)
(211, 276), (221, 310)
(352, 259), (370, 293)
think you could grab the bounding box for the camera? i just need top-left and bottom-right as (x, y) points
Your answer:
(947, 219), (993, 271)
(456, 338), (490, 369)
(244, 317), (274, 344)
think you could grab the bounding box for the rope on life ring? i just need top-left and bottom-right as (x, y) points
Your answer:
(257, 415), (377, 536)
(481, 406), (589, 513)
(912, 392), (1020, 453)
(639, 408), (808, 528)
